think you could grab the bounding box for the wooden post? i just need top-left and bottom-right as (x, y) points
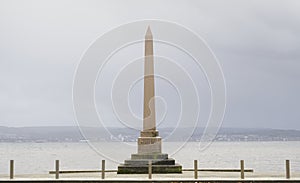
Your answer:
(101, 160), (105, 179)
(194, 160), (198, 179)
(286, 160), (290, 179)
(10, 160), (14, 179)
(55, 160), (59, 179)
(240, 160), (244, 179)
(148, 161), (152, 179)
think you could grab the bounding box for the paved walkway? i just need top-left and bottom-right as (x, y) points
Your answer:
(0, 171), (300, 181)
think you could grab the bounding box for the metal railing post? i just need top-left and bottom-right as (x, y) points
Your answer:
(194, 160), (198, 179)
(101, 160), (105, 179)
(10, 160), (14, 179)
(286, 160), (290, 179)
(55, 160), (59, 179)
(148, 161), (152, 179)
(240, 160), (245, 179)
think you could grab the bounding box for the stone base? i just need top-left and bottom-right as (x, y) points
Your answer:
(117, 153), (182, 174)
(124, 158), (175, 166)
(131, 153), (168, 160)
(117, 164), (182, 174)
(138, 137), (161, 154)
(118, 132), (181, 174)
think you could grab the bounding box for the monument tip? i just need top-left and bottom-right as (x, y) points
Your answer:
(145, 26), (152, 38)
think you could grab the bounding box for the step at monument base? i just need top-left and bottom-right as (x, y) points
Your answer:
(124, 158), (175, 165)
(131, 153), (168, 160)
(117, 164), (182, 174)
(118, 153), (182, 174)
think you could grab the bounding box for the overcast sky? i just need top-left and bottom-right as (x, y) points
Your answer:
(0, 0), (299, 129)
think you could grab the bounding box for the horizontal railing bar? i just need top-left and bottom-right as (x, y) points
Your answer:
(49, 168), (253, 174)
(183, 168), (254, 172)
(49, 170), (117, 174)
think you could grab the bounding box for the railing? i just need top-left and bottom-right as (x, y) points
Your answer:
(5, 159), (293, 180)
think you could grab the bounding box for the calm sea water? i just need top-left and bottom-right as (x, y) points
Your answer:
(0, 141), (299, 174)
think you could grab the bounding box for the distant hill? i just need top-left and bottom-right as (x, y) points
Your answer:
(0, 126), (300, 142)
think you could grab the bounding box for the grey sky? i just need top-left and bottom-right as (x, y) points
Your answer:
(0, 0), (299, 129)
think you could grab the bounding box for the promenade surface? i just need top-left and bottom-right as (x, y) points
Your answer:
(0, 171), (300, 182)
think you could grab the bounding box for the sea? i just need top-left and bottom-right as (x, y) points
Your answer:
(0, 141), (299, 175)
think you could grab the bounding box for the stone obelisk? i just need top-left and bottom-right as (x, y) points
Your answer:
(143, 26), (157, 134)
(138, 26), (161, 154)
(117, 26), (182, 174)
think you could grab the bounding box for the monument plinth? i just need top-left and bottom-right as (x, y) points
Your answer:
(117, 27), (182, 174)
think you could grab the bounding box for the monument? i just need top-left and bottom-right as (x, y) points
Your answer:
(117, 27), (182, 174)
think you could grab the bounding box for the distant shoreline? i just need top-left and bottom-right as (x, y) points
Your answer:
(1, 126), (300, 143)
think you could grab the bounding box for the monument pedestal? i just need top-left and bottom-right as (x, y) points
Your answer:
(138, 136), (161, 154)
(118, 131), (182, 174)
(117, 153), (182, 174)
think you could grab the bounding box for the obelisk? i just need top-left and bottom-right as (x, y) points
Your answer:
(138, 26), (161, 154)
(143, 26), (157, 134)
(117, 26), (182, 174)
